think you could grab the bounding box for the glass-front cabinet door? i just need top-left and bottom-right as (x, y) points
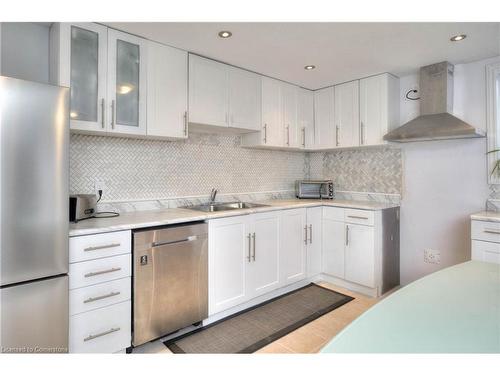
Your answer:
(57, 23), (108, 132)
(107, 29), (147, 135)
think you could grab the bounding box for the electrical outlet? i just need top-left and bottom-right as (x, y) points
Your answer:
(94, 179), (106, 197)
(424, 249), (441, 264)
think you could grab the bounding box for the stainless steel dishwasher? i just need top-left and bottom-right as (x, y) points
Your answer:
(132, 222), (208, 346)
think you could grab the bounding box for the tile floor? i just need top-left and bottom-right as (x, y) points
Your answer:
(132, 281), (380, 354)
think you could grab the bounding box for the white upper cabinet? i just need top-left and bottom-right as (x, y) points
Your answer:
(261, 77), (283, 146)
(188, 54), (261, 133)
(298, 88), (314, 149)
(107, 29), (147, 136)
(314, 87), (335, 149)
(334, 80), (360, 148)
(241, 76), (284, 148)
(51, 23), (148, 136)
(242, 80), (312, 150)
(146, 41), (188, 139)
(359, 73), (400, 146)
(228, 66), (261, 131)
(281, 82), (298, 148)
(50, 23), (108, 133)
(188, 55), (229, 128)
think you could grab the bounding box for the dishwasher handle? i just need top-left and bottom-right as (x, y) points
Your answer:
(151, 235), (202, 248)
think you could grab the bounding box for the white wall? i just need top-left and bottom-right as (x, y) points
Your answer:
(0, 22), (50, 83)
(398, 57), (496, 284)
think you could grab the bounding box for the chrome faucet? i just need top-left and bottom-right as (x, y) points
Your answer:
(209, 188), (218, 204)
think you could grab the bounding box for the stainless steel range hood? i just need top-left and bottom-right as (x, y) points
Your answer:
(384, 61), (485, 142)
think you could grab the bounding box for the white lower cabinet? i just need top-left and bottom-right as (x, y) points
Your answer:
(280, 208), (307, 285)
(69, 301), (131, 353)
(471, 219), (500, 264)
(209, 209), (313, 315)
(306, 207), (323, 277)
(208, 211), (280, 314)
(471, 239), (500, 264)
(208, 215), (248, 314)
(321, 206), (394, 294)
(68, 230), (132, 353)
(69, 277), (131, 316)
(208, 212), (282, 314)
(208, 205), (399, 315)
(344, 223), (375, 287)
(247, 212), (281, 298)
(322, 217), (345, 279)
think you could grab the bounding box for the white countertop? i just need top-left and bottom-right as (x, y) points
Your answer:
(69, 199), (398, 237)
(470, 211), (500, 223)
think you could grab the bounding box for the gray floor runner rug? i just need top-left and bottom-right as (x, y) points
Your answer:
(164, 283), (354, 353)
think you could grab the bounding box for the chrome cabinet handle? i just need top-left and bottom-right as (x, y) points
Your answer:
(347, 215), (369, 220)
(345, 225), (349, 246)
(302, 127), (306, 147)
(286, 125), (290, 146)
(101, 98), (106, 128)
(84, 243), (121, 252)
(360, 121), (365, 145)
(304, 225), (308, 244)
(111, 100), (116, 129)
(336, 126), (340, 146)
(484, 229), (500, 235)
(252, 232), (256, 261)
(247, 234), (252, 262)
(84, 327), (120, 342)
(84, 267), (121, 278)
(263, 124), (267, 143)
(309, 224), (313, 244)
(84, 291), (121, 304)
(183, 111), (188, 136)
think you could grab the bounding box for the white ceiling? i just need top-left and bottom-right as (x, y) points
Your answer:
(108, 22), (500, 90)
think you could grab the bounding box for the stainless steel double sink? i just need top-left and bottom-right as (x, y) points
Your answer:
(183, 201), (269, 212)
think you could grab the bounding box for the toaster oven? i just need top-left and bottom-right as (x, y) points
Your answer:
(296, 180), (334, 199)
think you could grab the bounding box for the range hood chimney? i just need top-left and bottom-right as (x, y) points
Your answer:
(384, 61), (485, 142)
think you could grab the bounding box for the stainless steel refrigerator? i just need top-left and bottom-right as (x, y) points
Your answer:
(0, 76), (69, 353)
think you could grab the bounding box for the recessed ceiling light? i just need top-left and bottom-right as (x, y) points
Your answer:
(218, 31), (232, 38)
(304, 65), (316, 70)
(450, 34), (467, 42)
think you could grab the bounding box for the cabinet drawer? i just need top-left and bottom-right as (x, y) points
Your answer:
(69, 254), (131, 290)
(471, 220), (500, 243)
(344, 209), (374, 226)
(472, 240), (500, 264)
(69, 301), (131, 353)
(70, 230), (131, 263)
(70, 277), (131, 316)
(323, 206), (345, 221)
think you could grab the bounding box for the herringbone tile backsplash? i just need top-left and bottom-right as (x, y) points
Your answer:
(70, 133), (307, 201)
(309, 147), (403, 194)
(70, 134), (403, 202)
